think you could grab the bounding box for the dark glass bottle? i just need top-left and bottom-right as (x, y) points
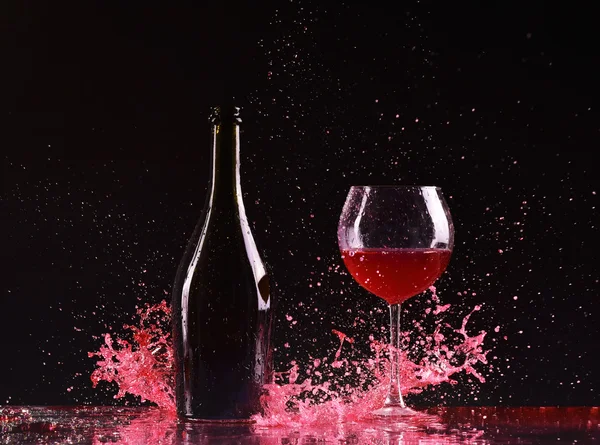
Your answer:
(171, 106), (273, 421)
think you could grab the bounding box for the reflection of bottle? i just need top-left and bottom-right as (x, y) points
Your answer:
(171, 106), (273, 420)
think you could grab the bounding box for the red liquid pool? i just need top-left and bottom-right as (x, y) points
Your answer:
(1, 406), (598, 444)
(341, 248), (452, 304)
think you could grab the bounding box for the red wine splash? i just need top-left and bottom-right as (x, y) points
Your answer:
(89, 288), (488, 424)
(88, 300), (176, 413)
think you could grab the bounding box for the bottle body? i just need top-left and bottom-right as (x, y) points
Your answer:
(171, 106), (272, 420)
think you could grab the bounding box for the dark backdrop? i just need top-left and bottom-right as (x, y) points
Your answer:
(1, 1), (598, 407)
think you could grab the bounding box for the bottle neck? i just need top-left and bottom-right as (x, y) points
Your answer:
(210, 114), (241, 202)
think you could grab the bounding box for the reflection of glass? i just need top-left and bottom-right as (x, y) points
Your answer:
(338, 186), (454, 418)
(1, 406), (598, 444)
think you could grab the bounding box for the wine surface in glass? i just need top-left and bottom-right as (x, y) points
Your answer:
(341, 248), (452, 305)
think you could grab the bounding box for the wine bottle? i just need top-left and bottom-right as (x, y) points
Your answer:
(171, 105), (273, 421)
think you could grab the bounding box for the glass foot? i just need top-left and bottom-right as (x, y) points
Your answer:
(371, 405), (417, 419)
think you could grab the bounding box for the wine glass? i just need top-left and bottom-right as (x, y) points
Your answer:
(337, 185), (454, 418)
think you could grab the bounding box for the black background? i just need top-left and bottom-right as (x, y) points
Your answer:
(1, 1), (598, 407)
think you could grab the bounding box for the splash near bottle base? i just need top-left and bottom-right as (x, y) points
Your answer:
(89, 291), (489, 426)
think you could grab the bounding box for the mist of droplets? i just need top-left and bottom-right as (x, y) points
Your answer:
(2, 1), (598, 407)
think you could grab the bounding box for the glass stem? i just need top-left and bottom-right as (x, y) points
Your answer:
(384, 303), (406, 408)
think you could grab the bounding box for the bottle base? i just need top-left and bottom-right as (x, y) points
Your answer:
(180, 415), (256, 424)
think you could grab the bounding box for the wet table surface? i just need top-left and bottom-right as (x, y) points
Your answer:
(1, 406), (598, 444)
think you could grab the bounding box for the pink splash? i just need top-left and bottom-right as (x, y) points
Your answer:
(255, 305), (487, 426)
(88, 301), (176, 412)
(89, 296), (488, 426)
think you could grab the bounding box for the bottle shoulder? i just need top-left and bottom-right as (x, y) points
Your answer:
(176, 207), (266, 269)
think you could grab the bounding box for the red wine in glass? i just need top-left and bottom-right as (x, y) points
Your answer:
(338, 185), (454, 418)
(341, 248), (452, 305)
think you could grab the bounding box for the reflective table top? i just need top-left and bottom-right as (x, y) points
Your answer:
(1, 406), (598, 444)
